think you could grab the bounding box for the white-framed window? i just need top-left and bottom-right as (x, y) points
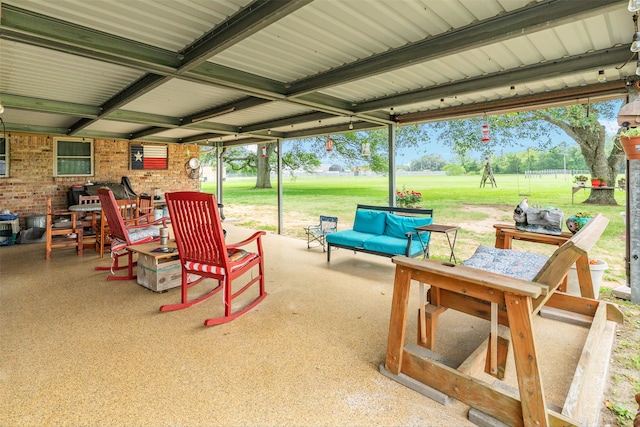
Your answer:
(0, 134), (8, 178)
(54, 137), (94, 177)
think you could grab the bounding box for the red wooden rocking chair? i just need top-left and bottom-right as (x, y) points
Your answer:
(95, 188), (169, 281)
(160, 191), (267, 326)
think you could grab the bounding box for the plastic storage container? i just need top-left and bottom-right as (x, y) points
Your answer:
(566, 260), (608, 299)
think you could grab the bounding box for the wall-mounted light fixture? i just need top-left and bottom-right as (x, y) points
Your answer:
(509, 86), (516, 96)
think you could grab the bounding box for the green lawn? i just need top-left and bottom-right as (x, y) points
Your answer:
(202, 173), (628, 285)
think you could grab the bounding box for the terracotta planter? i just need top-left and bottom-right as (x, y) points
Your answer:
(620, 135), (640, 160)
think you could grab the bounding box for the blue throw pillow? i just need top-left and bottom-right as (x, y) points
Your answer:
(353, 210), (387, 235)
(384, 215), (433, 239)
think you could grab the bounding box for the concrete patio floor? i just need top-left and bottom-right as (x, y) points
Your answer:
(0, 224), (617, 426)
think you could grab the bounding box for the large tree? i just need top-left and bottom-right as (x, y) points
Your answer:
(429, 101), (626, 205)
(237, 125), (428, 188)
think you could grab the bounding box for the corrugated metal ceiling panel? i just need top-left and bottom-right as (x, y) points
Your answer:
(211, 0), (537, 81)
(0, 109), (77, 128)
(83, 120), (149, 135)
(4, 0), (253, 51)
(123, 79), (244, 117)
(0, 40), (143, 105)
(219, 101), (315, 127)
(319, 6), (634, 105)
(270, 115), (350, 133)
(150, 127), (208, 139)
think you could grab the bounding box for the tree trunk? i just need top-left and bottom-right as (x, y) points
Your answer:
(574, 127), (622, 206)
(584, 188), (616, 205)
(536, 109), (624, 206)
(255, 143), (276, 188)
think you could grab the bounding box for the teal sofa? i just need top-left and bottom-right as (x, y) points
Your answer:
(325, 204), (434, 262)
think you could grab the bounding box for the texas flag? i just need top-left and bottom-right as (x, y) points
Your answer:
(130, 144), (167, 170)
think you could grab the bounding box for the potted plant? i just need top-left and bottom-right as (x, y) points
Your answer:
(395, 187), (422, 208)
(566, 212), (592, 234)
(618, 177), (626, 189)
(590, 177), (601, 187)
(598, 177), (607, 187)
(573, 175), (588, 187)
(618, 127), (640, 160)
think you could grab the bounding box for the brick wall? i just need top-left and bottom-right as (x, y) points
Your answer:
(0, 133), (201, 227)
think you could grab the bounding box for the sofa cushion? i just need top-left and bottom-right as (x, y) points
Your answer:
(362, 235), (424, 257)
(352, 209), (387, 235)
(384, 214), (433, 240)
(326, 229), (374, 248)
(461, 245), (549, 281)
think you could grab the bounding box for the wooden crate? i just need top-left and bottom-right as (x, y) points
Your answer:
(136, 253), (182, 292)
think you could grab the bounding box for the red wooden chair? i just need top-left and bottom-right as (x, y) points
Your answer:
(160, 191), (267, 326)
(95, 188), (168, 281)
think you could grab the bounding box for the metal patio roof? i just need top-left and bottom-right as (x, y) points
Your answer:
(0, 0), (636, 147)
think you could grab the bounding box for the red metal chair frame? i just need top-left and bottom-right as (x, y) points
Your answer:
(160, 191), (267, 326)
(95, 188), (168, 281)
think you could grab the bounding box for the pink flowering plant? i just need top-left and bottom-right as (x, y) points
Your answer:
(396, 187), (422, 208)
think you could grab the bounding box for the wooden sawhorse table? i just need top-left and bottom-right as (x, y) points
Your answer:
(381, 215), (622, 427)
(494, 224), (596, 299)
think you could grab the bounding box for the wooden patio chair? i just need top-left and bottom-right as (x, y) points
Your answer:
(45, 197), (83, 259)
(78, 194), (100, 248)
(160, 191), (267, 326)
(94, 188), (168, 281)
(95, 197), (138, 258)
(137, 194), (154, 218)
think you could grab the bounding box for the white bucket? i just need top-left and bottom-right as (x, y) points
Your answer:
(566, 260), (608, 299)
(154, 209), (164, 221)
